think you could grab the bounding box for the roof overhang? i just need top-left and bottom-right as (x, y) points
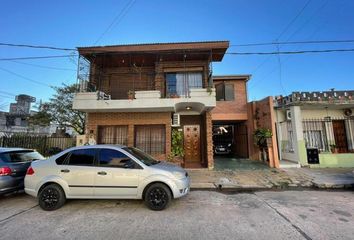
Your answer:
(213, 74), (252, 82)
(78, 41), (229, 62)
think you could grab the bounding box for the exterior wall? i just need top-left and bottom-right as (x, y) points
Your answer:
(247, 97), (279, 168)
(86, 112), (171, 160)
(314, 153), (354, 168)
(211, 79), (248, 121)
(301, 108), (354, 119)
(275, 106), (354, 168)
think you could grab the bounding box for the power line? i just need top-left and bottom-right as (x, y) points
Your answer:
(0, 90), (16, 96)
(226, 48), (354, 55)
(231, 39), (354, 47)
(10, 60), (76, 71)
(0, 94), (13, 100)
(94, 0), (137, 44)
(0, 67), (51, 87)
(276, 0), (312, 41)
(0, 42), (75, 51)
(250, 0), (312, 74)
(0, 55), (77, 61)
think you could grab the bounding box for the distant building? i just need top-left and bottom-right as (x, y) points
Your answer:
(0, 94), (75, 136)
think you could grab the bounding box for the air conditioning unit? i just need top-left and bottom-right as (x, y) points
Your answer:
(172, 113), (180, 127)
(286, 110), (292, 120)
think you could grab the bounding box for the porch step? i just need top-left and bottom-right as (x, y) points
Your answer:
(279, 160), (301, 168)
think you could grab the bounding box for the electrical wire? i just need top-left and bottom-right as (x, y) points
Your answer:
(0, 67), (51, 87)
(0, 55), (77, 61)
(230, 39), (354, 47)
(94, 0), (137, 44)
(0, 42), (75, 51)
(10, 60), (76, 71)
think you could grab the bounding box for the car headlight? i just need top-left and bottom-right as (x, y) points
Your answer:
(228, 143), (232, 147)
(172, 171), (186, 180)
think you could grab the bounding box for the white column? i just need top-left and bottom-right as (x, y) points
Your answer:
(290, 106), (305, 164)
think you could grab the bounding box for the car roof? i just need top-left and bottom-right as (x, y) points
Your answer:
(0, 147), (30, 153)
(67, 144), (126, 151)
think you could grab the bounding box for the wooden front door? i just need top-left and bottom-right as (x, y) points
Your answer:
(183, 125), (201, 167)
(333, 120), (348, 153)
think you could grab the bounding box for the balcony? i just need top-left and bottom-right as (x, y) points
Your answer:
(72, 88), (216, 115)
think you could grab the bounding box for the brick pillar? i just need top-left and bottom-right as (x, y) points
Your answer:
(128, 124), (134, 147)
(165, 122), (172, 157)
(205, 111), (214, 169)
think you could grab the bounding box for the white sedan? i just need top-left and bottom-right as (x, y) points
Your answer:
(25, 145), (190, 211)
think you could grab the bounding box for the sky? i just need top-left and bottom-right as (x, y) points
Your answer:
(1, 0), (354, 111)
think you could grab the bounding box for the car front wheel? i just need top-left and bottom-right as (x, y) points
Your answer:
(144, 183), (172, 211)
(38, 184), (66, 211)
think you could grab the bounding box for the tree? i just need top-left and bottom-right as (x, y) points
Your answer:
(29, 84), (85, 134)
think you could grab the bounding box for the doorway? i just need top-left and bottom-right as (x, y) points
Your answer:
(183, 125), (201, 168)
(333, 120), (348, 153)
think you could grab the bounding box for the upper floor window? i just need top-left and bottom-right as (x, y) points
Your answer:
(166, 72), (202, 97)
(215, 82), (234, 101)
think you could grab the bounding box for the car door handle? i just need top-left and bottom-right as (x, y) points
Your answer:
(97, 171), (107, 175)
(61, 169), (70, 173)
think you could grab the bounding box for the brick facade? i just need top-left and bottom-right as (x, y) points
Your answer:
(86, 112), (172, 160)
(211, 78), (248, 121)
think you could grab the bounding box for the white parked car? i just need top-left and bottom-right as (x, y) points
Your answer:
(25, 145), (190, 211)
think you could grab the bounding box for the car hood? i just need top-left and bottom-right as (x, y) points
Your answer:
(150, 161), (185, 174)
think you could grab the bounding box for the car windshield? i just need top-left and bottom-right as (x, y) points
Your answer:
(123, 147), (160, 166)
(0, 150), (45, 163)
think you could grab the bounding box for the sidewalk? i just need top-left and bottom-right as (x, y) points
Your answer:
(187, 167), (354, 190)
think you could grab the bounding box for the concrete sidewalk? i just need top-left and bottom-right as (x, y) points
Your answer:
(187, 167), (354, 190)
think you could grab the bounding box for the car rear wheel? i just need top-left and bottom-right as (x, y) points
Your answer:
(144, 183), (172, 211)
(38, 184), (66, 211)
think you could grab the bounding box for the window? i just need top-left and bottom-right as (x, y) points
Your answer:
(98, 149), (135, 168)
(55, 153), (69, 165)
(135, 125), (166, 155)
(215, 82), (234, 101)
(304, 130), (325, 151)
(67, 149), (96, 166)
(0, 150), (44, 163)
(97, 125), (128, 145)
(166, 72), (203, 97)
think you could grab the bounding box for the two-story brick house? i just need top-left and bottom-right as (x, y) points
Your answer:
(73, 41), (250, 169)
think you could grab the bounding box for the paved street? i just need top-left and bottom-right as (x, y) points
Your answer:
(1, 190), (353, 240)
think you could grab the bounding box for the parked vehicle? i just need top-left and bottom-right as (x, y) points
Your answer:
(25, 145), (190, 211)
(214, 143), (233, 155)
(0, 148), (44, 195)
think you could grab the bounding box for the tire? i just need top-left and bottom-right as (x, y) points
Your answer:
(144, 183), (172, 211)
(38, 184), (66, 211)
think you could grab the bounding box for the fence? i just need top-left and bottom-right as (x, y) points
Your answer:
(0, 135), (76, 156)
(302, 118), (354, 153)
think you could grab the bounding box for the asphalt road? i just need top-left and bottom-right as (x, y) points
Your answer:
(0, 190), (353, 240)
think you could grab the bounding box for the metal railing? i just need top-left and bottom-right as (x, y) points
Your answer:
(302, 118), (354, 153)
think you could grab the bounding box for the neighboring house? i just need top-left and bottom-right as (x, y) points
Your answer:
(73, 41), (254, 169)
(211, 75), (250, 158)
(274, 90), (354, 168)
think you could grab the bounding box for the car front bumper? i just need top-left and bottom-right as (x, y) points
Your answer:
(173, 176), (190, 199)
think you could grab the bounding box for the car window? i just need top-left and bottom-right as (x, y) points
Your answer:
(67, 149), (96, 166)
(99, 149), (135, 168)
(55, 153), (69, 165)
(0, 150), (44, 163)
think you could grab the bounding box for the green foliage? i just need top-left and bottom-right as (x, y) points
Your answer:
(254, 128), (272, 149)
(28, 110), (51, 127)
(171, 129), (184, 157)
(29, 84), (85, 134)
